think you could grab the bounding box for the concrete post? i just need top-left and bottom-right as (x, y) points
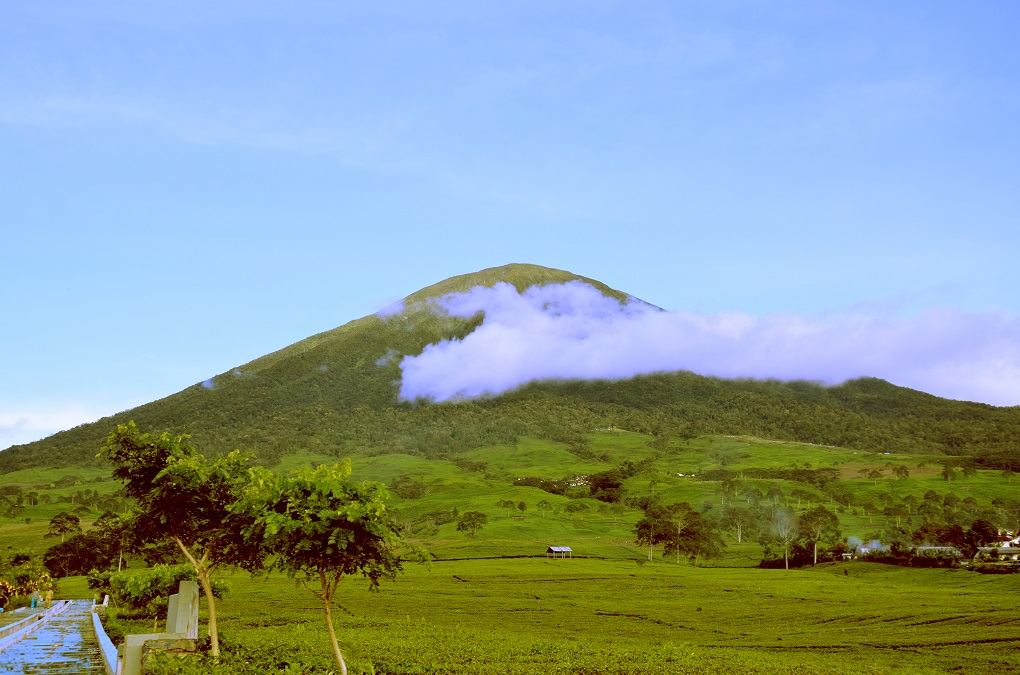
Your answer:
(172, 581), (199, 639)
(165, 594), (179, 634)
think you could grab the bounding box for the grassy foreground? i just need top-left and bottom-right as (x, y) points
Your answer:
(69, 557), (1020, 674)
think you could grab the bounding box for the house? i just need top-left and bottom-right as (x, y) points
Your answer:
(975, 547), (1020, 561)
(913, 546), (963, 558)
(546, 546), (572, 559)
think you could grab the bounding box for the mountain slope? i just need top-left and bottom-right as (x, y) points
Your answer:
(2, 263), (1019, 473)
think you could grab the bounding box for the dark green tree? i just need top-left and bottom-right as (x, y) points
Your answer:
(636, 503), (725, 565)
(92, 510), (129, 572)
(456, 511), (488, 538)
(101, 422), (262, 658)
(44, 532), (113, 577)
(45, 511), (81, 543)
(635, 510), (668, 561)
(799, 505), (841, 565)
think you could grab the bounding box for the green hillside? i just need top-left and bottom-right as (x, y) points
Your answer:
(2, 263), (1019, 474)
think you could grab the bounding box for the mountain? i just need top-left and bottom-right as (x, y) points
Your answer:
(2, 263), (1019, 473)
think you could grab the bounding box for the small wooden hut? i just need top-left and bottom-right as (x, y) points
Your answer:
(546, 546), (572, 559)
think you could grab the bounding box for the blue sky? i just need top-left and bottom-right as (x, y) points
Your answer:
(3, 1), (1019, 448)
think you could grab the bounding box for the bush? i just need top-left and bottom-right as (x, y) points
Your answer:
(88, 564), (227, 617)
(971, 563), (1019, 574)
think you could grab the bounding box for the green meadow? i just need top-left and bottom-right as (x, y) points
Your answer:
(63, 557), (1020, 674)
(5, 429), (1020, 672)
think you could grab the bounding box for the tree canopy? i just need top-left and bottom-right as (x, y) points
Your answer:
(238, 460), (406, 675)
(101, 422), (262, 657)
(635, 502), (725, 565)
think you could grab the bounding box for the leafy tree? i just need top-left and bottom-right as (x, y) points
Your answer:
(635, 511), (668, 561)
(45, 511), (82, 543)
(762, 508), (798, 570)
(721, 506), (757, 544)
(536, 500), (552, 518)
(659, 502), (696, 565)
(672, 511), (726, 566)
(495, 499), (516, 517)
(240, 460), (405, 675)
(968, 519), (1000, 547)
(92, 510), (130, 572)
(742, 485), (765, 504)
(517, 501), (527, 519)
(101, 422), (262, 658)
(456, 511), (488, 538)
(44, 531), (115, 577)
(893, 465), (910, 480)
(635, 503), (724, 565)
(588, 469), (625, 503)
(886, 503), (908, 527)
(565, 501), (590, 520)
(799, 505), (840, 565)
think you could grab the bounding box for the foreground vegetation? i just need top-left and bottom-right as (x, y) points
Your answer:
(4, 421), (1019, 672)
(67, 557), (1020, 674)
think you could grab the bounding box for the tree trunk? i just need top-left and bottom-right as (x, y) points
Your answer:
(321, 571), (348, 675)
(174, 537), (220, 658)
(196, 568), (219, 658)
(813, 540), (818, 565)
(737, 523), (742, 544)
(784, 542), (789, 570)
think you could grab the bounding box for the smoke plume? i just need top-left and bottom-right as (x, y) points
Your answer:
(394, 281), (1020, 406)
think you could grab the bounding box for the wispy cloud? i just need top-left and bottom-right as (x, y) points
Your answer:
(0, 406), (106, 450)
(396, 282), (1020, 406)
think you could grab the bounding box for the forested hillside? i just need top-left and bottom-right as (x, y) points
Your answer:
(2, 264), (1018, 473)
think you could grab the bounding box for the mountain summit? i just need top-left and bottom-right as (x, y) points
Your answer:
(2, 264), (1018, 472)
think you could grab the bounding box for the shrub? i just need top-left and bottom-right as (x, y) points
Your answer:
(971, 563), (1019, 574)
(88, 564), (226, 617)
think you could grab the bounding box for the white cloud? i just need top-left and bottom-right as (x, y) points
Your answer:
(396, 282), (1020, 406)
(0, 406), (105, 450)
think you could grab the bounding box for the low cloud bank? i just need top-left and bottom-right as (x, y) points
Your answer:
(396, 281), (1020, 406)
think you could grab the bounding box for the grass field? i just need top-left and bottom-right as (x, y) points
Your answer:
(66, 557), (1020, 674)
(7, 431), (1020, 673)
